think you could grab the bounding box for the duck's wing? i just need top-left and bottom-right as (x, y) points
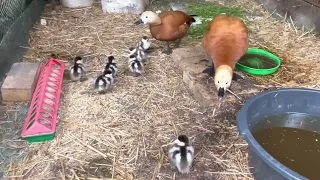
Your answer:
(161, 11), (194, 26)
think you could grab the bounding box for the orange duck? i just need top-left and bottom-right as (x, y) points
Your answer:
(202, 14), (249, 103)
(135, 10), (197, 55)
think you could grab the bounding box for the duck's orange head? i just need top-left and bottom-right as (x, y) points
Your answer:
(135, 11), (160, 25)
(214, 65), (233, 103)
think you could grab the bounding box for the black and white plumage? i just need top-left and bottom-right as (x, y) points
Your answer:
(102, 56), (118, 77)
(128, 36), (151, 62)
(140, 36), (151, 51)
(129, 45), (147, 62)
(168, 135), (195, 174)
(69, 56), (86, 81)
(93, 69), (114, 94)
(128, 55), (144, 76)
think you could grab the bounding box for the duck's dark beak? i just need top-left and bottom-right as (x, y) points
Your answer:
(217, 87), (224, 103)
(135, 19), (143, 25)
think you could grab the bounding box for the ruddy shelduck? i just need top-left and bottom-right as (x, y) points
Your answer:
(202, 14), (249, 103)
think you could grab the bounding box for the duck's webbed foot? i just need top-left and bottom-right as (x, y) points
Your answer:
(232, 72), (243, 81)
(162, 42), (172, 55)
(175, 39), (182, 48)
(202, 61), (215, 77)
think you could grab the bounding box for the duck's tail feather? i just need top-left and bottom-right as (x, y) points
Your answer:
(187, 15), (201, 26)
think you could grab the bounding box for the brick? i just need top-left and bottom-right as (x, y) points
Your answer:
(1, 62), (41, 102)
(172, 47), (259, 107)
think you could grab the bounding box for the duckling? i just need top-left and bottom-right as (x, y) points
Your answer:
(94, 69), (114, 94)
(135, 10), (197, 55)
(168, 135), (194, 174)
(69, 56), (86, 81)
(140, 36), (151, 51)
(102, 56), (118, 77)
(128, 37), (150, 62)
(136, 44), (148, 62)
(79, 70), (114, 95)
(128, 55), (144, 76)
(131, 36), (151, 52)
(129, 47), (137, 56)
(202, 14), (248, 103)
(129, 45), (147, 62)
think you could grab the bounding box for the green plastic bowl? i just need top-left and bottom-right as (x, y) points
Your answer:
(235, 48), (281, 76)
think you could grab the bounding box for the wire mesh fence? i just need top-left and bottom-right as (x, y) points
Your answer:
(0, 0), (27, 40)
(0, 0), (47, 81)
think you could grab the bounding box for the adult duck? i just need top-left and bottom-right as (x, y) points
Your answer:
(202, 14), (249, 103)
(135, 10), (197, 55)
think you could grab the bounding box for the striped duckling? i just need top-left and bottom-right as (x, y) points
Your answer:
(128, 36), (151, 62)
(140, 36), (151, 51)
(69, 56), (86, 81)
(128, 54), (144, 76)
(93, 69), (114, 94)
(102, 56), (118, 77)
(168, 135), (195, 174)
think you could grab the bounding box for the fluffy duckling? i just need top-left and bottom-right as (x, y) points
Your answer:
(202, 14), (248, 103)
(135, 11), (197, 55)
(93, 69), (114, 94)
(168, 135), (194, 174)
(140, 36), (151, 51)
(69, 56), (86, 81)
(129, 47), (137, 56)
(102, 56), (118, 77)
(128, 55), (144, 76)
(129, 36), (151, 62)
(128, 46), (147, 62)
(79, 70), (114, 95)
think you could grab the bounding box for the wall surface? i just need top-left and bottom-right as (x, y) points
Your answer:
(257, 0), (320, 35)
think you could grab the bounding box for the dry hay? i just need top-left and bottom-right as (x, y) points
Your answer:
(6, 2), (250, 180)
(4, 0), (320, 179)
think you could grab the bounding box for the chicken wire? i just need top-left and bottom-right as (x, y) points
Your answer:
(0, 0), (28, 40)
(0, 0), (47, 177)
(0, 0), (47, 81)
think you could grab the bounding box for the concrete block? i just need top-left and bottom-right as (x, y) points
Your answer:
(1, 62), (41, 102)
(101, 0), (147, 14)
(172, 47), (260, 107)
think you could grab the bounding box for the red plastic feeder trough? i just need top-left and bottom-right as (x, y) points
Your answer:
(21, 58), (65, 143)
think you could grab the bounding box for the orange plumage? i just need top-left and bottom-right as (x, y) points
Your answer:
(150, 11), (195, 41)
(202, 14), (249, 102)
(135, 11), (196, 54)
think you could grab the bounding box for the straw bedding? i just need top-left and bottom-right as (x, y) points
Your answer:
(5, 0), (320, 179)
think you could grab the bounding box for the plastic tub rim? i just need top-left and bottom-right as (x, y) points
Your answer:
(235, 47), (282, 76)
(236, 88), (316, 180)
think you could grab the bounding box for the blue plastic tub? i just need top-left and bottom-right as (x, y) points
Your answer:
(237, 88), (320, 180)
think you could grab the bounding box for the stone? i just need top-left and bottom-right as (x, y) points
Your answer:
(101, 0), (148, 14)
(172, 47), (260, 107)
(60, 0), (94, 8)
(1, 62), (41, 102)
